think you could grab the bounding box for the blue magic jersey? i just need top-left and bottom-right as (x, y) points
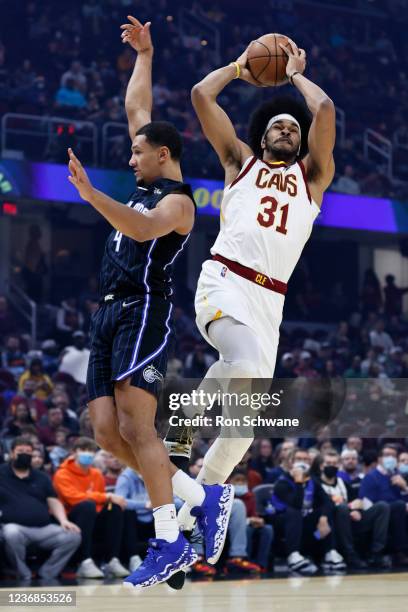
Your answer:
(99, 178), (195, 299)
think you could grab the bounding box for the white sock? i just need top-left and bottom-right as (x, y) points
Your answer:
(172, 469), (205, 507)
(153, 504), (179, 543)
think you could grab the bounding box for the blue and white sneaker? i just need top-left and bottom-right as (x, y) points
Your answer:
(122, 532), (198, 590)
(191, 483), (234, 565)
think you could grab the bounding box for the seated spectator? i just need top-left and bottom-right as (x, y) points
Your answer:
(338, 449), (363, 498)
(55, 298), (84, 345)
(228, 468), (274, 572)
(53, 437), (128, 579)
(384, 274), (408, 318)
(0, 437), (81, 581)
(294, 352), (318, 378)
(18, 358), (53, 401)
(18, 378), (48, 421)
(332, 164), (360, 195)
(369, 319), (394, 352)
(275, 352), (296, 378)
(103, 453), (124, 492)
(47, 390), (79, 431)
(59, 331), (90, 385)
(320, 450), (390, 569)
(31, 447), (49, 472)
(386, 346), (407, 378)
(60, 61), (87, 93)
(55, 78), (87, 109)
(115, 468), (156, 573)
(38, 407), (73, 447)
(344, 356), (363, 378)
(249, 439), (275, 481)
(1, 398), (35, 440)
(40, 340), (60, 376)
(188, 456), (204, 478)
(78, 407), (93, 438)
(48, 427), (70, 470)
(235, 449), (263, 490)
(1, 335), (26, 378)
(266, 439), (296, 483)
(271, 447), (345, 574)
(359, 444), (408, 567)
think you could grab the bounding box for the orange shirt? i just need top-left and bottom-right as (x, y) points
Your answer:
(53, 456), (108, 513)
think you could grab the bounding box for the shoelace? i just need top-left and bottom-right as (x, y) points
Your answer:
(141, 539), (166, 569)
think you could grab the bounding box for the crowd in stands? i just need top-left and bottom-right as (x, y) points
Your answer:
(1, 259), (408, 582)
(1, 0), (408, 196)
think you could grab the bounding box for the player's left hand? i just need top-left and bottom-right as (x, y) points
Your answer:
(279, 39), (306, 79)
(67, 148), (95, 202)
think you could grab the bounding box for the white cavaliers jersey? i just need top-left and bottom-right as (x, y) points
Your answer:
(210, 156), (320, 284)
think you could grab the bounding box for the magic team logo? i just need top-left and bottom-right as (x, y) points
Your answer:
(143, 364), (164, 384)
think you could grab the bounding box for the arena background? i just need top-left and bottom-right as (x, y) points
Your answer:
(0, 0), (408, 610)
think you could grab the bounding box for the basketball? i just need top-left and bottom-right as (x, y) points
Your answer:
(247, 33), (292, 86)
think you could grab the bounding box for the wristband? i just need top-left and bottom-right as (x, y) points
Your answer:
(289, 71), (301, 85)
(230, 61), (241, 79)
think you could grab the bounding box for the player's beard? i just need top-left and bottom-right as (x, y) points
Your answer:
(265, 141), (298, 163)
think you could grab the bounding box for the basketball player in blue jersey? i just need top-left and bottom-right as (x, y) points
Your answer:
(67, 17), (234, 590)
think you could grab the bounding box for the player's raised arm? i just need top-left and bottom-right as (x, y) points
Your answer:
(191, 48), (256, 180)
(280, 41), (336, 200)
(121, 16), (154, 140)
(67, 149), (193, 241)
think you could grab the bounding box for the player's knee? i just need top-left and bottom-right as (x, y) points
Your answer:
(224, 357), (262, 379)
(93, 425), (122, 455)
(118, 418), (156, 448)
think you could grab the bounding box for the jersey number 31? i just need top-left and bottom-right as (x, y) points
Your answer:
(257, 196), (288, 234)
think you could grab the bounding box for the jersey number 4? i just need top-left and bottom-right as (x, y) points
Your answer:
(113, 231), (123, 252)
(257, 196), (288, 234)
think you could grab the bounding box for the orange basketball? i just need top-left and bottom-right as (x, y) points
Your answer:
(247, 33), (292, 86)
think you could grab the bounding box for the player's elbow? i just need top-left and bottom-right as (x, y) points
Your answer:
(318, 96), (335, 118)
(191, 83), (211, 107)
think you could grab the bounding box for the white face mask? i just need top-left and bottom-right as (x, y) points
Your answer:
(293, 461), (309, 472)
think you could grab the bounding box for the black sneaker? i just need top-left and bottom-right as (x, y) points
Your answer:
(367, 553), (392, 569)
(346, 555), (368, 570)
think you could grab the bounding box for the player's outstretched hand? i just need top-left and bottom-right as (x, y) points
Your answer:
(67, 148), (95, 202)
(120, 16), (153, 54)
(279, 39), (306, 79)
(235, 45), (266, 87)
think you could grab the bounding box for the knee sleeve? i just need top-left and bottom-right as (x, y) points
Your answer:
(198, 436), (254, 485)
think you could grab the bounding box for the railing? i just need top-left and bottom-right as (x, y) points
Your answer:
(335, 106), (346, 148)
(178, 7), (221, 65)
(363, 129), (393, 180)
(7, 281), (37, 346)
(1, 114), (98, 165)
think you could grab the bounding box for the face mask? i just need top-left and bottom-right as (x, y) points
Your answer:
(234, 484), (248, 497)
(12, 453), (32, 470)
(399, 463), (408, 475)
(77, 452), (94, 467)
(382, 456), (397, 472)
(293, 461), (309, 472)
(323, 465), (338, 479)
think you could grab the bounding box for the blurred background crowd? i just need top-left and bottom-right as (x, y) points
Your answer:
(1, 0), (408, 585)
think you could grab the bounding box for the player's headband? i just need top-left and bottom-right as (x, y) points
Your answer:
(262, 113), (301, 143)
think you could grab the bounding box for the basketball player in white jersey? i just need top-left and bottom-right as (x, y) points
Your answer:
(171, 38), (345, 573)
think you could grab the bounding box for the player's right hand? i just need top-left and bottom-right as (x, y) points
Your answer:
(120, 16), (153, 54)
(234, 45), (266, 87)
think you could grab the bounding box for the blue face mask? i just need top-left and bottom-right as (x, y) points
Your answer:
(382, 456), (397, 472)
(78, 452), (94, 467)
(399, 463), (408, 475)
(234, 484), (248, 497)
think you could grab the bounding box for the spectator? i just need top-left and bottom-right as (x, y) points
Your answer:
(0, 437), (80, 581)
(56, 298), (84, 343)
(249, 439), (275, 481)
(228, 468), (274, 572)
(55, 78), (87, 109)
(332, 164), (360, 195)
(103, 453), (124, 492)
(60, 61), (87, 93)
(40, 340), (60, 376)
(38, 407), (76, 447)
(320, 450), (390, 569)
(361, 269), (382, 317)
(271, 447), (345, 574)
(344, 356), (363, 378)
(369, 319), (394, 352)
(359, 444), (408, 567)
(1, 336), (26, 379)
(184, 344), (216, 378)
(53, 437), (128, 578)
(18, 379), (48, 422)
(266, 439), (296, 483)
(386, 346), (407, 378)
(294, 352), (318, 378)
(48, 427), (70, 469)
(18, 358), (53, 401)
(384, 275), (408, 317)
(398, 451), (408, 485)
(59, 331), (90, 385)
(276, 353), (296, 378)
(1, 398), (35, 441)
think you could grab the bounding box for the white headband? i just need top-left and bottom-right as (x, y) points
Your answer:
(262, 113), (301, 143)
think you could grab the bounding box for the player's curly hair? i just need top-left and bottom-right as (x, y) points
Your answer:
(248, 95), (312, 159)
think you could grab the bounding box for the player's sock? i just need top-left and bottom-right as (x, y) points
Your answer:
(172, 469), (205, 507)
(153, 504), (179, 543)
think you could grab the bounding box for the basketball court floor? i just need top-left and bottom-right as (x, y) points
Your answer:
(1, 574), (407, 612)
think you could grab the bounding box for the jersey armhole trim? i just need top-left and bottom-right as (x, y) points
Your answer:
(297, 159), (312, 204)
(228, 156), (257, 189)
